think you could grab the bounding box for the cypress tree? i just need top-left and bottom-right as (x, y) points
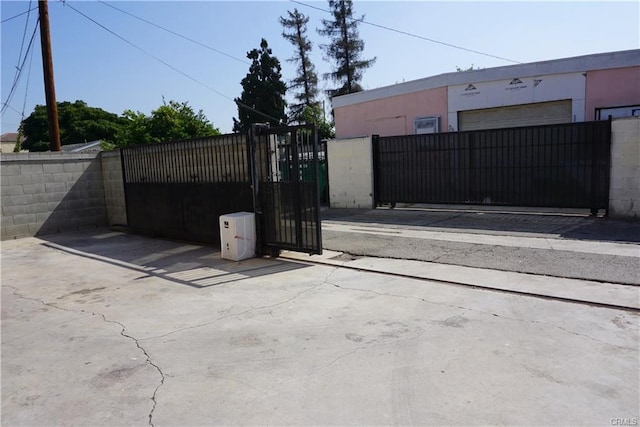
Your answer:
(318, 0), (376, 98)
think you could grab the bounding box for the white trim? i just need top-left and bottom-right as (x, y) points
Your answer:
(332, 49), (640, 108)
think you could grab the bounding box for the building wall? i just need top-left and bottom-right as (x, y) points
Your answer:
(327, 136), (374, 209)
(334, 87), (447, 139)
(101, 150), (127, 226)
(332, 51), (640, 137)
(609, 116), (640, 219)
(447, 72), (586, 131)
(585, 67), (640, 121)
(1, 141), (17, 153)
(1, 152), (107, 240)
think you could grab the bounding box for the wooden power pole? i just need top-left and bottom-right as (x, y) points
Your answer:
(38, 0), (61, 151)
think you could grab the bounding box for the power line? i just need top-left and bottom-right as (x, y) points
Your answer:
(21, 36), (37, 120)
(64, 2), (282, 124)
(290, 0), (522, 64)
(97, 1), (250, 65)
(1, 6), (38, 24)
(2, 104), (22, 115)
(5, 0), (35, 115)
(1, 17), (39, 115)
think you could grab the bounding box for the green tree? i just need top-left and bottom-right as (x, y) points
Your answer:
(233, 38), (287, 132)
(21, 100), (125, 151)
(114, 100), (220, 147)
(318, 0), (376, 98)
(280, 9), (319, 123)
(300, 103), (335, 140)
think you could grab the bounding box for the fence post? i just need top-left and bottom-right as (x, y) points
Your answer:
(371, 135), (380, 206)
(589, 119), (611, 216)
(248, 125), (263, 255)
(468, 132), (476, 203)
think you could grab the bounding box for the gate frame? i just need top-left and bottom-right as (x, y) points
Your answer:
(249, 123), (323, 256)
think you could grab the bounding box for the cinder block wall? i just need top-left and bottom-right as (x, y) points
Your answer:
(101, 150), (127, 226)
(327, 136), (374, 209)
(1, 152), (107, 240)
(609, 117), (640, 219)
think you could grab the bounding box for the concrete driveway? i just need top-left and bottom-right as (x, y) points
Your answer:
(2, 230), (639, 426)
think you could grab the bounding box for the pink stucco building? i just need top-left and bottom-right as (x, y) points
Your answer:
(333, 50), (640, 138)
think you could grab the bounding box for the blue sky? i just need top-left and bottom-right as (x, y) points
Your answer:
(1, 1), (638, 135)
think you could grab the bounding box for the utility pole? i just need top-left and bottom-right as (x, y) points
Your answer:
(38, 0), (61, 151)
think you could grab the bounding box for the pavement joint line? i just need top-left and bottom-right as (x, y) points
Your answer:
(319, 249), (640, 287)
(280, 255), (640, 313)
(2, 285), (165, 426)
(322, 222), (640, 258)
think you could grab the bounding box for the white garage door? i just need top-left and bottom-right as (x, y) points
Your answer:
(458, 100), (572, 131)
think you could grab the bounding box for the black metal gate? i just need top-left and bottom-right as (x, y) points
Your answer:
(121, 133), (253, 244)
(373, 120), (612, 214)
(121, 126), (322, 254)
(250, 124), (322, 255)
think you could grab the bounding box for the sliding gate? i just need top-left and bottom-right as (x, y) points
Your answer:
(121, 126), (322, 255)
(373, 120), (612, 214)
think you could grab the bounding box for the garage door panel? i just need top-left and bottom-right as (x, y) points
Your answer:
(459, 100), (572, 131)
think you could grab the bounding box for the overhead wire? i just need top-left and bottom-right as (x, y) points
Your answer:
(3, 1), (35, 114)
(64, 2), (282, 124)
(96, 1), (250, 65)
(2, 104), (22, 115)
(1, 6), (38, 24)
(290, 0), (522, 64)
(20, 37), (37, 122)
(1, 16), (40, 115)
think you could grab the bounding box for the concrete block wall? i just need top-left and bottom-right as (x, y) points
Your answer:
(327, 136), (375, 209)
(1, 152), (107, 240)
(101, 150), (127, 226)
(609, 116), (640, 219)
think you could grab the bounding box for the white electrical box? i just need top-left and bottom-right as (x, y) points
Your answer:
(219, 212), (256, 261)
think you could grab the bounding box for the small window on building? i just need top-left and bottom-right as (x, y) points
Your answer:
(596, 105), (640, 120)
(414, 116), (440, 134)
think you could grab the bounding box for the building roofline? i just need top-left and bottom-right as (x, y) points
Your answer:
(332, 49), (640, 108)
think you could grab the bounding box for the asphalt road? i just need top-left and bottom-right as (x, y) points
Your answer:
(321, 208), (640, 285)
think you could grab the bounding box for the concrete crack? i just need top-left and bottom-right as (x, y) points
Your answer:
(4, 285), (165, 427)
(141, 281), (325, 341)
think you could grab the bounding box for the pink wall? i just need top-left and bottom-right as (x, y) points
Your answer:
(334, 87), (448, 138)
(586, 67), (640, 120)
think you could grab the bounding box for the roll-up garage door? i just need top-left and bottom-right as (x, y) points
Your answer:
(458, 99), (572, 131)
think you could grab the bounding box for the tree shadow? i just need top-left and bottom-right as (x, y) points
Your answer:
(39, 229), (308, 289)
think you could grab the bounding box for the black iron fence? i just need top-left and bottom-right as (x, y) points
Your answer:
(121, 133), (253, 244)
(373, 120), (611, 213)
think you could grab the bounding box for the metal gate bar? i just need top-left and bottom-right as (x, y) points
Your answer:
(373, 120), (611, 213)
(121, 133), (253, 244)
(253, 124), (322, 255)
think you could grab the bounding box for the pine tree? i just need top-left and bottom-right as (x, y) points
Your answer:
(233, 39), (287, 132)
(318, 0), (376, 98)
(280, 9), (319, 124)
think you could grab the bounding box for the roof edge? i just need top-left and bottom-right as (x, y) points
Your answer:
(332, 49), (640, 108)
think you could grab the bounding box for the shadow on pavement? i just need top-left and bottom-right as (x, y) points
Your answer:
(39, 230), (309, 289)
(322, 207), (640, 243)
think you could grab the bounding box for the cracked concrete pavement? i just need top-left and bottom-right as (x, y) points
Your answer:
(2, 229), (639, 426)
